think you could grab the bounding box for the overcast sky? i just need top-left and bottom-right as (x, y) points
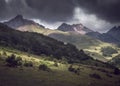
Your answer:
(0, 0), (120, 32)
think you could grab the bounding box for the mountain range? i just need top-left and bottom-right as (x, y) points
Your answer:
(5, 15), (120, 46)
(0, 23), (93, 63)
(3, 15), (120, 63)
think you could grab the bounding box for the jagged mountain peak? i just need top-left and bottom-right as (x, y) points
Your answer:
(61, 23), (69, 26)
(108, 26), (120, 32)
(4, 15), (45, 29)
(58, 23), (93, 35)
(107, 26), (120, 36)
(58, 23), (72, 31)
(59, 23), (83, 29)
(14, 14), (24, 20)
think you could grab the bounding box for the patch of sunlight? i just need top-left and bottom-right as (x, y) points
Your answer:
(0, 47), (58, 67)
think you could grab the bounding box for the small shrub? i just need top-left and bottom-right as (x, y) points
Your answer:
(2, 51), (7, 56)
(89, 73), (102, 79)
(24, 61), (33, 67)
(68, 65), (80, 75)
(97, 68), (108, 73)
(0, 53), (4, 61)
(68, 65), (75, 72)
(0, 51), (7, 60)
(15, 57), (22, 66)
(74, 69), (80, 75)
(6, 54), (22, 67)
(39, 64), (51, 72)
(114, 68), (120, 75)
(53, 62), (59, 67)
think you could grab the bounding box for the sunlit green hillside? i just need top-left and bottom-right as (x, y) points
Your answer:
(0, 46), (120, 86)
(16, 25), (120, 62)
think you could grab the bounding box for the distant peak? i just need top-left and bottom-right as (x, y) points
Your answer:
(14, 15), (23, 20)
(61, 23), (69, 26)
(58, 22), (93, 34)
(61, 23), (67, 25)
(4, 15), (46, 29)
(73, 23), (83, 26)
(61, 23), (83, 26)
(110, 26), (120, 31)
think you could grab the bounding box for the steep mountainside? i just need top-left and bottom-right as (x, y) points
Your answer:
(3, 16), (102, 49)
(4, 15), (45, 29)
(87, 26), (120, 45)
(17, 26), (120, 62)
(0, 23), (94, 63)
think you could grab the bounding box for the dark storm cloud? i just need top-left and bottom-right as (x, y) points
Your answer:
(25, 0), (75, 22)
(0, 0), (7, 20)
(0, 0), (76, 22)
(0, 0), (38, 20)
(76, 0), (120, 23)
(0, 0), (120, 23)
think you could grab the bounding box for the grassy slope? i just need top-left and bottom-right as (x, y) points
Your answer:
(17, 25), (100, 49)
(17, 25), (120, 62)
(0, 47), (120, 86)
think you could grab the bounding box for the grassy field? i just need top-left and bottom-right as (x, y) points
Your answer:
(0, 47), (120, 86)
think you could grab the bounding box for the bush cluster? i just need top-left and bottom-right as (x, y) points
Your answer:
(24, 61), (33, 67)
(6, 54), (22, 67)
(39, 64), (51, 72)
(101, 47), (118, 57)
(68, 65), (80, 75)
(89, 73), (102, 79)
(53, 62), (59, 67)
